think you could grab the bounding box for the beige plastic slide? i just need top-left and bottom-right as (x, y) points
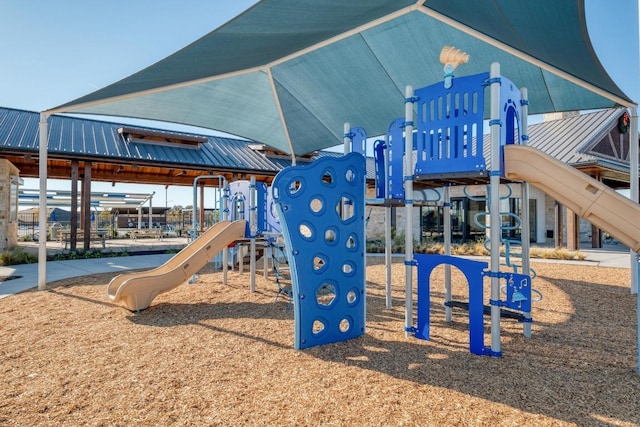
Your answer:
(504, 144), (640, 252)
(107, 220), (247, 311)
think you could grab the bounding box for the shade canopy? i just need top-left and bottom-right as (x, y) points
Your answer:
(49, 0), (636, 156)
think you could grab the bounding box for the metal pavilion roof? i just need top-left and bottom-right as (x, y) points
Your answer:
(0, 106), (281, 170)
(479, 108), (634, 188)
(529, 110), (627, 166)
(0, 107), (283, 184)
(18, 188), (154, 210)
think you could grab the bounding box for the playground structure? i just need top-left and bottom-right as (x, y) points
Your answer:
(346, 55), (639, 357)
(105, 51), (640, 360)
(271, 51), (640, 357)
(107, 175), (270, 311)
(342, 59), (538, 357)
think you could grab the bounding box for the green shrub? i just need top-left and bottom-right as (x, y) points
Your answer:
(366, 238), (583, 260)
(0, 247), (38, 266)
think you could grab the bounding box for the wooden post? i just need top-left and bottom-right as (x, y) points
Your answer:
(554, 202), (563, 248)
(566, 209), (579, 251)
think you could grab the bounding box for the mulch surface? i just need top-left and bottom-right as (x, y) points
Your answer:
(0, 257), (638, 426)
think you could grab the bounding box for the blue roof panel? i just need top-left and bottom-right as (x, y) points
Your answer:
(0, 107), (282, 174)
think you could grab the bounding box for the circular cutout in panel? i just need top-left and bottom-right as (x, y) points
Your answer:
(312, 319), (326, 336)
(324, 227), (338, 245)
(346, 289), (358, 306)
(339, 317), (351, 333)
(309, 196), (325, 214)
(288, 178), (303, 196)
(316, 282), (336, 307)
(321, 168), (335, 186)
(342, 262), (355, 276)
(345, 233), (358, 251)
(335, 195), (355, 222)
(298, 222), (315, 241)
(312, 254), (328, 273)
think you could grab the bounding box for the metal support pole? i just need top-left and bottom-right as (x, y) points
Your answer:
(384, 133), (392, 309)
(249, 175), (257, 292)
(385, 206), (392, 309)
(403, 85), (415, 337)
(222, 180), (230, 285)
(489, 62), (502, 356)
(37, 113), (49, 290)
(630, 106), (638, 294)
(520, 87), (532, 338)
(343, 122), (351, 154)
(628, 106), (639, 374)
(148, 194), (153, 230)
(443, 185), (452, 322)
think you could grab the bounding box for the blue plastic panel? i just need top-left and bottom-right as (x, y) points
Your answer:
(499, 75), (523, 176)
(414, 72), (489, 176)
(415, 254), (488, 356)
(273, 153), (366, 349)
(373, 139), (386, 199)
(503, 272), (532, 313)
(350, 126), (367, 155)
(228, 180), (267, 237)
(265, 185), (282, 234)
(386, 118), (405, 199)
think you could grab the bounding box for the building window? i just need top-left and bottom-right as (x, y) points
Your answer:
(502, 197), (537, 241)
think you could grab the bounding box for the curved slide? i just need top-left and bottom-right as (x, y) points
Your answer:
(504, 144), (640, 252)
(107, 220), (247, 311)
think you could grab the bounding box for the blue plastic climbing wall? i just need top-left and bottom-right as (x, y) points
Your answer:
(272, 153), (366, 349)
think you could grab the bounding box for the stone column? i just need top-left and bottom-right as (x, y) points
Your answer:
(0, 159), (20, 251)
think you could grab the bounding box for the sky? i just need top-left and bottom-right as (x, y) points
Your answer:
(1, 0), (639, 209)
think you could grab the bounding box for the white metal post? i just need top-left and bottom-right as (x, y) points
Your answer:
(630, 106), (638, 295)
(343, 122), (351, 154)
(520, 180), (532, 339)
(404, 85), (415, 337)
(628, 106), (639, 374)
(249, 175), (257, 292)
(385, 206), (392, 309)
(385, 132), (392, 309)
(489, 62), (502, 356)
(520, 87), (532, 338)
(37, 113), (49, 291)
(222, 180), (230, 285)
(148, 197), (153, 230)
(443, 184), (452, 322)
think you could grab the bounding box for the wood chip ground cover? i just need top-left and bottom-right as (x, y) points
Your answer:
(0, 258), (638, 426)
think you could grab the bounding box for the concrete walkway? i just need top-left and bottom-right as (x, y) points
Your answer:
(0, 241), (634, 300)
(0, 253), (174, 300)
